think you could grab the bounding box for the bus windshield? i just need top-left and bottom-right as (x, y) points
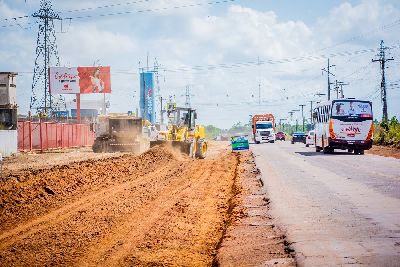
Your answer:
(256, 122), (273, 129)
(332, 100), (372, 118)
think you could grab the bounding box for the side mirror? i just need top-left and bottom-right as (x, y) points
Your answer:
(194, 112), (198, 120)
(251, 125), (254, 129)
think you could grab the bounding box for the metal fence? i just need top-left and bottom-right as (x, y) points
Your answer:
(18, 121), (95, 152)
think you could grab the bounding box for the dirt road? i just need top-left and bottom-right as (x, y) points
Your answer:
(0, 142), (293, 266)
(253, 141), (400, 266)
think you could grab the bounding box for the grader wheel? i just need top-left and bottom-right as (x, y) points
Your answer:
(196, 140), (207, 159)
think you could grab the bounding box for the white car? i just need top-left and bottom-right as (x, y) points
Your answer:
(306, 130), (315, 147)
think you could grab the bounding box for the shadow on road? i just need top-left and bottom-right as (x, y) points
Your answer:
(296, 151), (353, 156)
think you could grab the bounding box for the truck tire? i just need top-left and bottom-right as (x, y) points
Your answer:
(316, 146), (321, 152)
(196, 141), (207, 159)
(270, 140), (275, 143)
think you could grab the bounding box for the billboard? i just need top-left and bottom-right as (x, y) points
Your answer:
(49, 66), (111, 94)
(139, 72), (155, 123)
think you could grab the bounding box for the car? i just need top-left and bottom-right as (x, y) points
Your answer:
(275, 131), (286, 141)
(291, 132), (306, 144)
(306, 130), (315, 147)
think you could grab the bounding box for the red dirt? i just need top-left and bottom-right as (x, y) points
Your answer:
(0, 144), (294, 266)
(367, 145), (400, 159)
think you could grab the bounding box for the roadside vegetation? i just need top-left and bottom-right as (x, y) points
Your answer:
(205, 122), (251, 140)
(374, 116), (400, 148)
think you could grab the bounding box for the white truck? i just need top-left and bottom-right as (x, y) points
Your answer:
(252, 114), (276, 144)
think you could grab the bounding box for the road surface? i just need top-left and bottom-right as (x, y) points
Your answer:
(253, 141), (400, 266)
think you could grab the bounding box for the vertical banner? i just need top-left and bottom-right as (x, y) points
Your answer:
(139, 72), (155, 123)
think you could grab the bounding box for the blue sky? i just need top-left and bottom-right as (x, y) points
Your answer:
(0, 0), (399, 128)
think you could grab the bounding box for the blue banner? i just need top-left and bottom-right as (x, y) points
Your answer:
(139, 72), (155, 123)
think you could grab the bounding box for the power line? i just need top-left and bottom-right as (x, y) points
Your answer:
(62, 0), (152, 13)
(0, 0), (236, 28)
(157, 45), (400, 73)
(62, 0), (236, 20)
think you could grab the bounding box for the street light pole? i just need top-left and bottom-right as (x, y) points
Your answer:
(291, 109), (300, 133)
(299, 104), (306, 132)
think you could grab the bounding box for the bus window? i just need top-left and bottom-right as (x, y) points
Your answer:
(332, 100), (372, 118)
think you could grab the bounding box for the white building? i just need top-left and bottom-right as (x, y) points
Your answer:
(0, 72), (18, 157)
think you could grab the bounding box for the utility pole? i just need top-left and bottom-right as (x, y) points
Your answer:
(257, 56), (261, 105)
(30, 0), (65, 115)
(308, 100), (315, 125)
(299, 104), (306, 132)
(321, 59), (335, 101)
(279, 118), (287, 132)
(372, 40), (394, 122)
(288, 111), (294, 123)
(160, 96), (165, 125)
(337, 81), (349, 99)
(184, 85), (191, 108)
(291, 109), (300, 132)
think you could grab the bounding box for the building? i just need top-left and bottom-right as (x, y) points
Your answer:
(0, 72), (18, 157)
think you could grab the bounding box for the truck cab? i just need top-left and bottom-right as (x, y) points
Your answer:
(252, 114), (276, 144)
(254, 121), (275, 143)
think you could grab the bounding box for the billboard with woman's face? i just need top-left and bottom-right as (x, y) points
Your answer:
(49, 66), (111, 94)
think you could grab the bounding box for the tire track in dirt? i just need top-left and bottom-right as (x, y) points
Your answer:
(76, 162), (216, 266)
(0, 162), (179, 248)
(0, 149), (173, 234)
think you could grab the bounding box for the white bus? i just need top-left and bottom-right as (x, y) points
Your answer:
(313, 98), (373, 155)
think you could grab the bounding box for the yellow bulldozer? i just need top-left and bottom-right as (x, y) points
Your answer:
(150, 104), (208, 159)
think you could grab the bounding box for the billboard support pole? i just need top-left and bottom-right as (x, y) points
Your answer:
(76, 93), (81, 123)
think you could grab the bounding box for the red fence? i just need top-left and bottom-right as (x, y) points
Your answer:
(18, 121), (95, 152)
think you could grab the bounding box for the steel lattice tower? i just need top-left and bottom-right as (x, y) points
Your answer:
(30, 0), (65, 115)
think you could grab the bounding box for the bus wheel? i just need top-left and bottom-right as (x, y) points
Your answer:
(348, 148), (354, 153)
(323, 147), (333, 154)
(316, 146), (321, 152)
(360, 150), (364, 155)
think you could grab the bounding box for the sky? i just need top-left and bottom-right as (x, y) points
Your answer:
(0, 0), (399, 128)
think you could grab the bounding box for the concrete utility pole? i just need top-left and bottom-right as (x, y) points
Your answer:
(288, 111), (294, 123)
(299, 104), (306, 132)
(322, 59), (335, 101)
(337, 81), (349, 99)
(308, 100), (315, 124)
(372, 40), (394, 122)
(279, 118), (287, 131)
(258, 56), (261, 105)
(292, 109), (300, 132)
(160, 96), (165, 125)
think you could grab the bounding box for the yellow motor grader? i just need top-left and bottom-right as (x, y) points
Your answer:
(150, 105), (208, 159)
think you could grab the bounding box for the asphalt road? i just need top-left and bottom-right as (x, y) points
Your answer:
(252, 141), (400, 267)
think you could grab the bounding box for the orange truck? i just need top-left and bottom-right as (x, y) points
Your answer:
(252, 114), (276, 144)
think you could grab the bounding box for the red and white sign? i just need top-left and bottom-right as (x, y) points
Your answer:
(49, 66), (111, 94)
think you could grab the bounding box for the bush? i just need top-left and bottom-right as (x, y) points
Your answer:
(373, 116), (400, 148)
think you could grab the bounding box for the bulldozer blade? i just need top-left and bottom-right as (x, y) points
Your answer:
(150, 140), (167, 148)
(150, 140), (191, 155)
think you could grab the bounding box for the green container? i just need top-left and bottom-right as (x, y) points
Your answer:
(231, 135), (249, 151)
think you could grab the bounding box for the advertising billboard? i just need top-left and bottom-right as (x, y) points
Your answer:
(139, 71), (155, 123)
(49, 66), (111, 94)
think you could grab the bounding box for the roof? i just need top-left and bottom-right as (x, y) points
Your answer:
(0, 72), (18, 75)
